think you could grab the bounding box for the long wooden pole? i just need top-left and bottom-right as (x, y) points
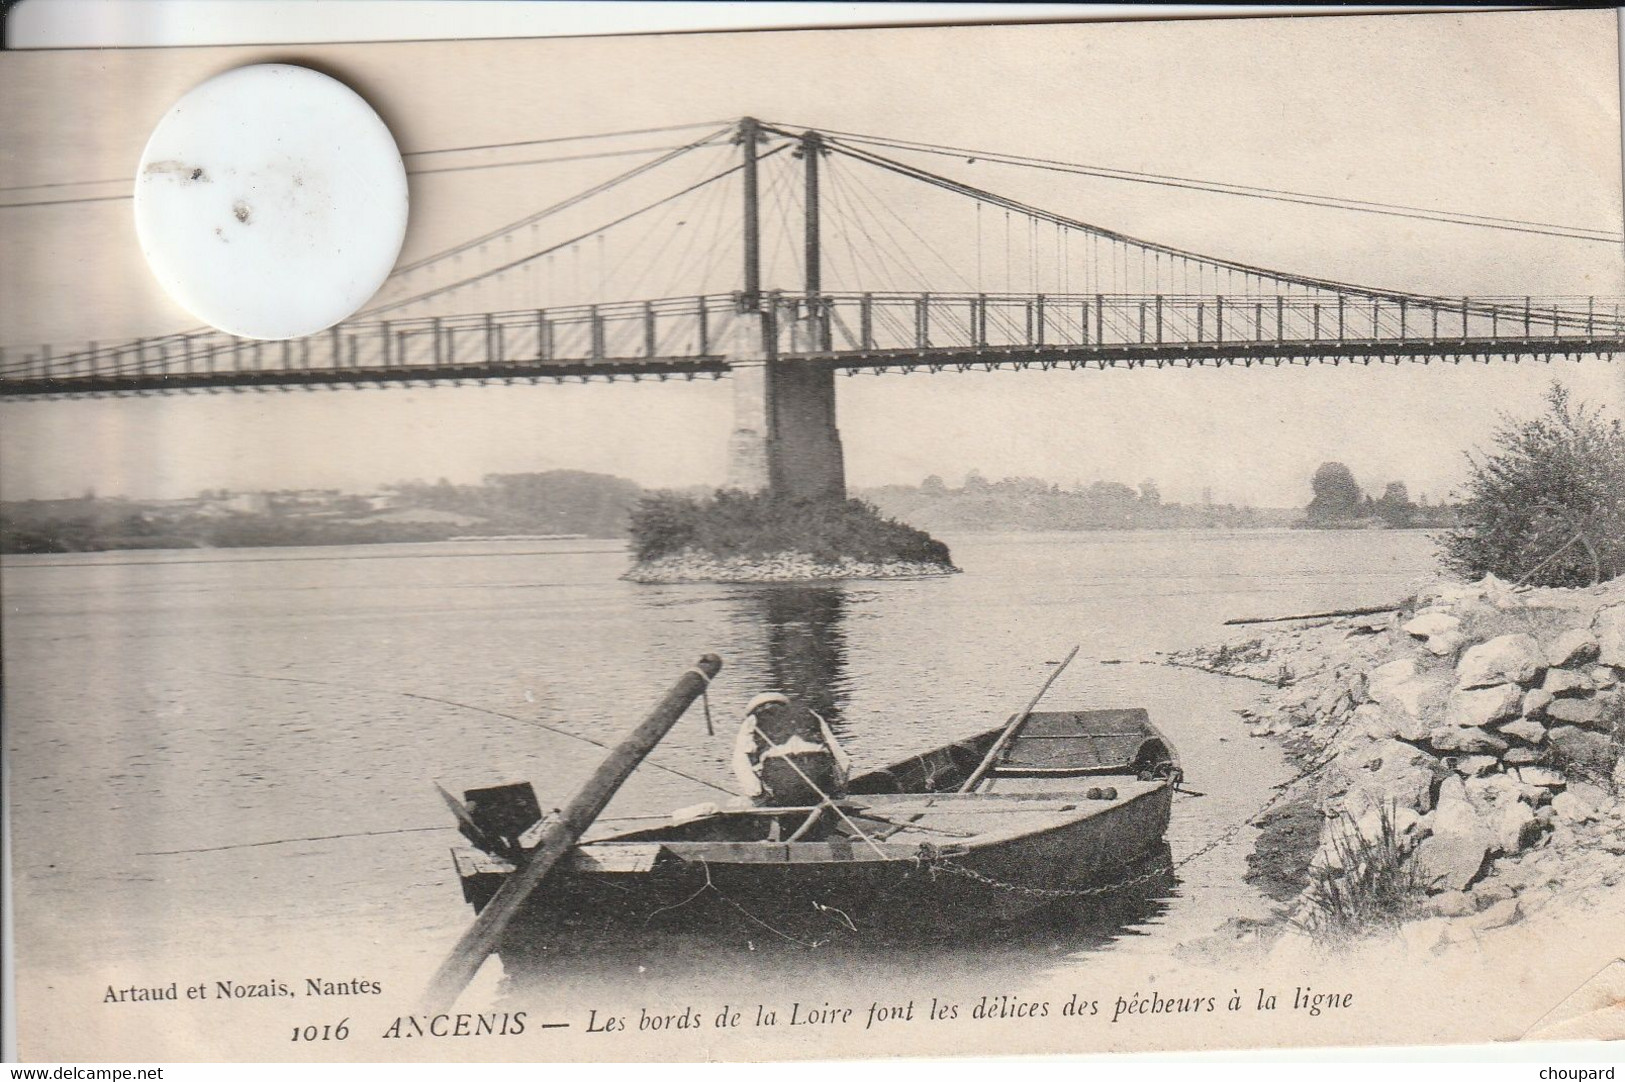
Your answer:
(422, 653), (723, 1010)
(1223, 602), (1403, 626)
(958, 645), (1080, 794)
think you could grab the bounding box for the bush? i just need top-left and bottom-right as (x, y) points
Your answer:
(628, 489), (954, 567)
(1439, 383), (1625, 587)
(1289, 804), (1428, 948)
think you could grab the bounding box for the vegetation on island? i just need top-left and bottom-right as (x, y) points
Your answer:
(628, 489), (955, 568)
(1439, 383), (1625, 587)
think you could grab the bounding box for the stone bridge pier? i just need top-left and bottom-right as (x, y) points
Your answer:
(725, 308), (846, 500)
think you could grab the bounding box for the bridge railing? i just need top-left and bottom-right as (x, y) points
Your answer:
(0, 295), (748, 387)
(788, 291), (1625, 357)
(4, 291), (1622, 391)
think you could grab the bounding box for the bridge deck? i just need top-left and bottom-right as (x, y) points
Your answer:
(3, 291), (1620, 396)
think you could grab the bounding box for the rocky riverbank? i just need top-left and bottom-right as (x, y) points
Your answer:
(622, 549), (962, 584)
(1167, 574), (1625, 953)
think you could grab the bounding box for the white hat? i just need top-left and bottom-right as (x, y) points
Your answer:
(744, 692), (790, 716)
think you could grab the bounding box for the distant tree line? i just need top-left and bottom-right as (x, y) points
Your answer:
(1302, 462), (1458, 529)
(383, 470), (643, 537)
(859, 471), (1294, 533)
(0, 470), (643, 554)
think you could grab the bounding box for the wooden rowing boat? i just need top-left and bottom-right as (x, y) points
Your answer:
(447, 706), (1182, 945)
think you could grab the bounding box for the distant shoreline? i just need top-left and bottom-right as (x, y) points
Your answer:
(0, 520), (1455, 557)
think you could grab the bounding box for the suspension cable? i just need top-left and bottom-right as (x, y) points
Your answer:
(391, 124), (734, 276)
(811, 134), (1571, 311)
(362, 146), (788, 316)
(774, 122), (1623, 243)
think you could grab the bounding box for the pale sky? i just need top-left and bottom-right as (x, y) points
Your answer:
(2, 10), (1622, 507)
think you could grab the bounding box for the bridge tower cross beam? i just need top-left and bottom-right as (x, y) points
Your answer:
(724, 120), (847, 501)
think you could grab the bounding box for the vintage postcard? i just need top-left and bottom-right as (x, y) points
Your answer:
(3, 8), (1624, 1063)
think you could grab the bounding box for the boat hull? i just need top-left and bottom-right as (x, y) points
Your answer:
(458, 782), (1173, 947)
(449, 705), (1183, 951)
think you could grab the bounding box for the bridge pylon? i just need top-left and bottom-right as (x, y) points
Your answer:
(725, 305), (847, 500)
(724, 120), (847, 501)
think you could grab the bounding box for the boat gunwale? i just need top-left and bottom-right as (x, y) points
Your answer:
(572, 780), (1171, 866)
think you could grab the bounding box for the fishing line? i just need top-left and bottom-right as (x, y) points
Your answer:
(137, 825), (448, 857)
(136, 812), (687, 857)
(198, 668), (735, 794)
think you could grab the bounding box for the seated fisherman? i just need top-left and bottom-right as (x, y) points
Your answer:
(732, 692), (852, 807)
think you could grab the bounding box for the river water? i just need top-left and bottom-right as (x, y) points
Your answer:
(3, 528), (1436, 1039)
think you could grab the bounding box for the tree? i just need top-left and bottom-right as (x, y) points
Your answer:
(1305, 462), (1364, 522)
(920, 474), (947, 495)
(1439, 383), (1625, 586)
(1375, 481), (1414, 528)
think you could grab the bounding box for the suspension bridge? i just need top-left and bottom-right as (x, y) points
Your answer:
(3, 117), (1621, 499)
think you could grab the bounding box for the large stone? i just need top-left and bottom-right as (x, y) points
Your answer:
(1332, 738), (1439, 816)
(1367, 658), (1449, 720)
(1347, 702), (1428, 744)
(1492, 801), (1542, 854)
(1522, 687), (1554, 718)
(1547, 629), (1600, 669)
(1551, 790), (1598, 823)
(1547, 725), (1619, 777)
(1543, 668), (1594, 698)
(1594, 604), (1625, 667)
(1568, 780), (1611, 808)
(1454, 755), (1501, 778)
(1428, 726), (1509, 755)
(1545, 697), (1605, 729)
(1465, 772), (1537, 811)
(1404, 613), (1464, 655)
(1403, 612), (1459, 639)
(1457, 634), (1545, 689)
(1502, 746), (1547, 765)
(1497, 718), (1548, 746)
(1593, 666), (1619, 690)
(1516, 766), (1566, 789)
(1413, 776), (1492, 891)
(1444, 684), (1523, 728)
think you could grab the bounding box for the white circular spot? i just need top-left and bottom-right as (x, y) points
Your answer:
(134, 64), (408, 340)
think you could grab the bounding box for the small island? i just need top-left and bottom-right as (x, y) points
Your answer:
(622, 489), (960, 584)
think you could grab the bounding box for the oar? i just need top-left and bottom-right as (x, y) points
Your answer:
(422, 652), (722, 1011)
(958, 644), (1080, 794)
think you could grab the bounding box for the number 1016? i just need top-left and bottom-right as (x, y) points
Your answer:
(292, 1019), (349, 1041)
